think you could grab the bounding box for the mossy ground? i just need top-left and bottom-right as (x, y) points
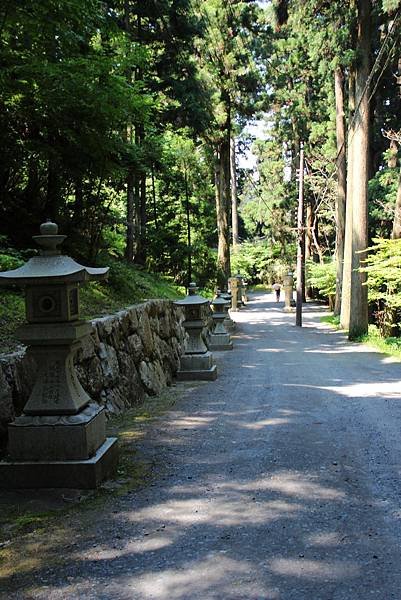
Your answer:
(0, 384), (182, 577)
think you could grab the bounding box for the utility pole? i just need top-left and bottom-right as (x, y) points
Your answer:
(184, 168), (192, 287)
(231, 137), (239, 249)
(296, 141), (305, 327)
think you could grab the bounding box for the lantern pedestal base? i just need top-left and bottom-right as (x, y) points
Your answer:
(208, 332), (233, 351)
(0, 437), (118, 490)
(224, 317), (236, 333)
(176, 351), (217, 381)
(8, 404), (106, 462)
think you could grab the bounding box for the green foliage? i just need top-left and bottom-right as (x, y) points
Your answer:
(0, 254), (24, 272)
(0, 291), (25, 353)
(0, 0), (214, 269)
(230, 241), (292, 283)
(231, 241), (273, 282)
(306, 260), (336, 300)
(382, 0), (401, 12)
(363, 238), (401, 308)
(368, 167), (399, 238)
(321, 314), (341, 328)
(362, 238), (401, 337)
(145, 128), (217, 286)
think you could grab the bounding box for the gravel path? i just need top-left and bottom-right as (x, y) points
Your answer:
(3, 292), (401, 599)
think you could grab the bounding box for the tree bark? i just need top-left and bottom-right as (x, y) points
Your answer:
(151, 164), (158, 230)
(215, 91), (231, 289)
(340, 69), (356, 330)
(334, 66), (347, 316)
(125, 168), (135, 262)
(392, 170), (401, 239)
(184, 169), (192, 286)
(215, 141), (231, 289)
(347, 0), (371, 339)
(305, 201), (313, 299)
(45, 156), (60, 221)
(296, 142), (305, 326)
(124, 0), (135, 263)
(134, 172), (147, 265)
(312, 214), (324, 264)
(231, 136), (239, 249)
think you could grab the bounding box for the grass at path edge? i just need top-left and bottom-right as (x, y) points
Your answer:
(321, 314), (401, 361)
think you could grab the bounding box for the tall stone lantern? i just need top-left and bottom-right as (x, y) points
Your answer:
(242, 279), (248, 304)
(174, 283), (217, 380)
(0, 221), (118, 489)
(208, 292), (233, 351)
(228, 276), (239, 311)
(234, 273), (244, 308)
(283, 271), (295, 312)
(221, 290), (235, 332)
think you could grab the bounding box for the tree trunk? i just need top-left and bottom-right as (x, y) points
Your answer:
(312, 214), (324, 264)
(123, 1), (135, 263)
(296, 142), (305, 326)
(125, 168), (135, 262)
(215, 91), (231, 289)
(134, 172), (147, 265)
(392, 170), (401, 239)
(215, 142), (231, 289)
(305, 201), (313, 299)
(185, 169), (192, 286)
(341, 68), (356, 330)
(45, 157), (60, 221)
(347, 0), (371, 339)
(73, 178), (84, 224)
(334, 66), (347, 316)
(231, 136), (239, 249)
(151, 164), (158, 230)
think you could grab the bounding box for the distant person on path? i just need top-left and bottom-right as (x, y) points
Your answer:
(272, 282), (281, 302)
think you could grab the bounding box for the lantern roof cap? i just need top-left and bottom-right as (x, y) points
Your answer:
(174, 282), (209, 306)
(212, 292), (230, 306)
(0, 221), (108, 285)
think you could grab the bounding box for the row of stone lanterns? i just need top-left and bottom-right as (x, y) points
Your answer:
(0, 219), (248, 489)
(174, 273), (247, 381)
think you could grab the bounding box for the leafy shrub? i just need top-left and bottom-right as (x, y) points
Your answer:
(306, 259), (336, 308)
(0, 253), (24, 271)
(362, 238), (401, 336)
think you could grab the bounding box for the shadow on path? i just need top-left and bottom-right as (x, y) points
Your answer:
(2, 293), (401, 600)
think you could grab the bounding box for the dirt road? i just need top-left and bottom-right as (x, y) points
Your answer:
(2, 293), (401, 599)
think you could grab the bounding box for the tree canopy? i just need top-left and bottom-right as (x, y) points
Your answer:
(1, 0), (401, 341)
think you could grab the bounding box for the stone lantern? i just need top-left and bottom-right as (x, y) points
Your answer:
(174, 283), (217, 380)
(234, 273), (244, 308)
(242, 278), (249, 304)
(283, 271), (295, 312)
(0, 221), (118, 489)
(228, 276), (239, 311)
(221, 290), (235, 332)
(208, 292), (233, 351)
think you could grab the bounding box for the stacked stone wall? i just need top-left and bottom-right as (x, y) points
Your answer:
(0, 300), (185, 447)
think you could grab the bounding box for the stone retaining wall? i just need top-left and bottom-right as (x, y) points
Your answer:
(0, 300), (185, 448)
